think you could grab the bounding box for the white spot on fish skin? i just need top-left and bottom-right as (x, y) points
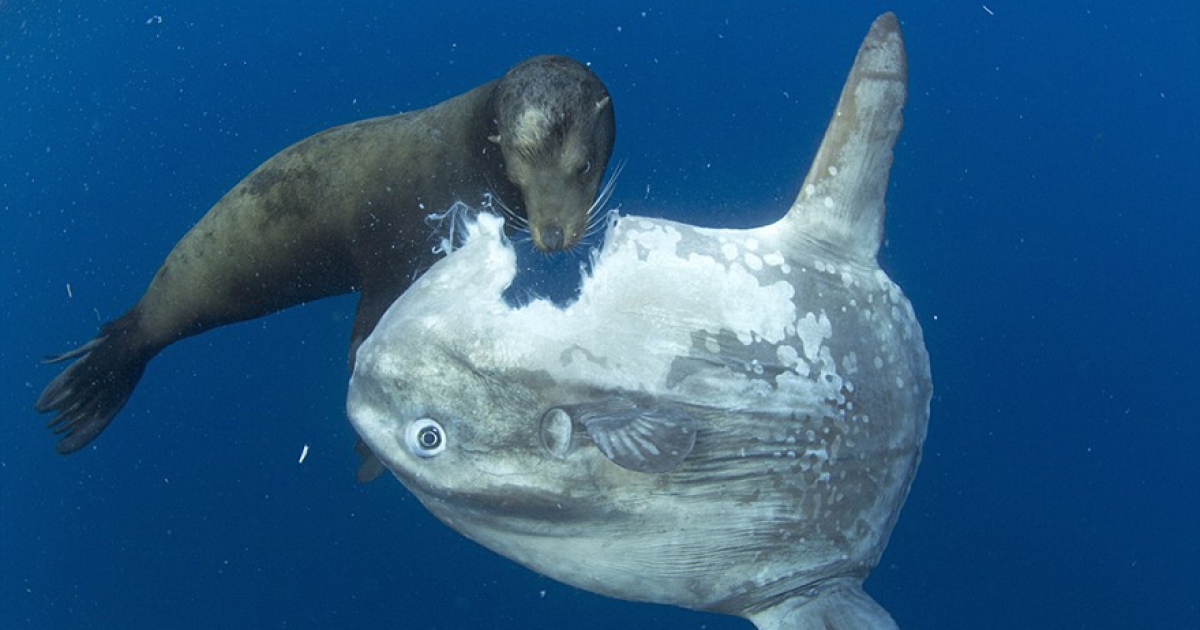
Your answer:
(744, 252), (763, 271)
(705, 336), (721, 354)
(721, 243), (738, 261)
(776, 344), (799, 368)
(842, 351), (858, 375)
(763, 252), (785, 267)
(874, 356), (884, 369)
(795, 311), (832, 362)
(827, 165), (839, 177)
(896, 377), (906, 389)
(744, 238), (759, 251)
(823, 196), (834, 209)
(840, 269), (855, 288)
(805, 184), (817, 196)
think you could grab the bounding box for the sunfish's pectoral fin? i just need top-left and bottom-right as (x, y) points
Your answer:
(573, 398), (697, 473)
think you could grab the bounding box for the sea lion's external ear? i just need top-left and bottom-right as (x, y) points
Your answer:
(488, 133), (502, 144)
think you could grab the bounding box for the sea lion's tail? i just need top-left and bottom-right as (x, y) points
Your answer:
(35, 314), (152, 454)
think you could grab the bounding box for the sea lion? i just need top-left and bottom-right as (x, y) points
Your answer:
(348, 14), (924, 630)
(36, 54), (617, 456)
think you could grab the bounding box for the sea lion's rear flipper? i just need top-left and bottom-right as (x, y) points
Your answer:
(35, 316), (152, 454)
(748, 581), (898, 630)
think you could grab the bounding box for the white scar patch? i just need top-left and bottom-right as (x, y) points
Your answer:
(513, 108), (551, 148)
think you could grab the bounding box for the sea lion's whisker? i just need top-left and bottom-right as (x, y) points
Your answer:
(581, 161), (624, 241)
(583, 208), (618, 241)
(587, 159), (625, 219)
(487, 193), (530, 230)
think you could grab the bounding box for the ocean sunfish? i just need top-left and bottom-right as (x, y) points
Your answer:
(348, 13), (929, 630)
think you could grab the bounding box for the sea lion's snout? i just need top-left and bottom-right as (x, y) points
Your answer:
(537, 225), (567, 251)
(527, 204), (587, 252)
(521, 184), (590, 252)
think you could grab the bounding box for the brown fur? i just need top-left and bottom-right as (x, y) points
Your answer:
(36, 55), (616, 456)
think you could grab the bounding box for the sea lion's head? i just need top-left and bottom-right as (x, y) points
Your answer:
(491, 55), (616, 252)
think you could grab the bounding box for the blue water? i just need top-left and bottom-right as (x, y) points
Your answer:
(3, 1), (1197, 628)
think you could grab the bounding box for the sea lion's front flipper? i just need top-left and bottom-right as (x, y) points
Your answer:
(347, 277), (407, 373)
(349, 289), (400, 483)
(35, 313), (153, 453)
(570, 398), (697, 473)
(353, 437), (386, 483)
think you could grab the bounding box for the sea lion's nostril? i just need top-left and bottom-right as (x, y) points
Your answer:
(540, 226), (566, 251)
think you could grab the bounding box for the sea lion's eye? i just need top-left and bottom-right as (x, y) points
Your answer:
(577, 160), (592, 176)
(406, 418), (446, 457)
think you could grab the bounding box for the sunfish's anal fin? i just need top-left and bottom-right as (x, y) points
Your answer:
(748, 580), (898, 630)
(777, 12), (906, 263)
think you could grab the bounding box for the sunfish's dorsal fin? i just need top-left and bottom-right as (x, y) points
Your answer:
(776, 12), (907, 264)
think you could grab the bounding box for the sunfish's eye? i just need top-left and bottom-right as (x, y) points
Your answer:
(405, 418), (446, 457)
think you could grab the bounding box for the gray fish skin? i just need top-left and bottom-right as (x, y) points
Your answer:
(348, 12), (927, 630)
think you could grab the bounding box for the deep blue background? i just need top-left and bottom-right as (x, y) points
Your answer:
(3, 1), (1197, 628)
